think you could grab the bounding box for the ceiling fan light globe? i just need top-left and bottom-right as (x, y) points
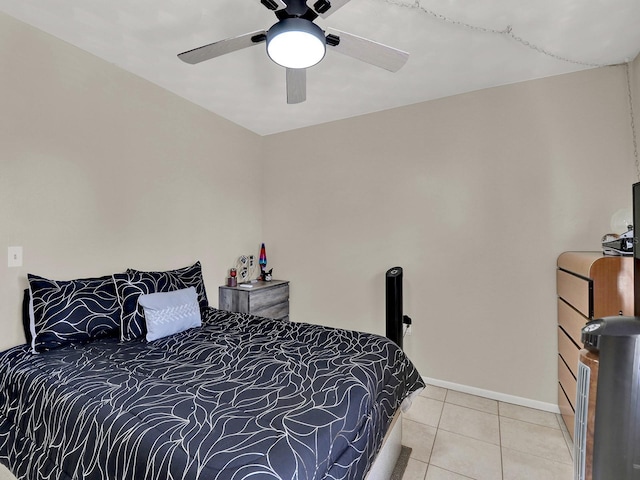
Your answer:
(267, 18), (326, 69)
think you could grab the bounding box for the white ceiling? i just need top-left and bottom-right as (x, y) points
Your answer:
(2, 0), (640, 136)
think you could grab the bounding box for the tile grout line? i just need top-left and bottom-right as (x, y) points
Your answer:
(498, 402), (505, 480)
(426, 390), (446, 470)
(421, 389), (447, 479)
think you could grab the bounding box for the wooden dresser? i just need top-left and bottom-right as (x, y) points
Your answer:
(219, 280), (289, 321)
(556, 252), (633, 438)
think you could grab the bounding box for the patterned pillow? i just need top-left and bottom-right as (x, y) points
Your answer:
(22, 289), (32, 344)
(27, 274), (121, 353)
(127, 261), (208, 309)
(115, 261), (208, 341)
(138, 287), (202, 341)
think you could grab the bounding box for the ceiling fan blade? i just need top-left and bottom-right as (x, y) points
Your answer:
(308, 0), (351, 18)
(257, 0), (287, 11)
(178, 30), (267, 65)
(286, 68), (307, 104)
(326, 29), (409, 72)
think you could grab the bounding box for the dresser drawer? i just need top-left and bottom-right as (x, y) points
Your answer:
(558, 326), (579, 378)
(558, 355), (576, 409)
(249, 284), (289, 311)
(557, 269), (592, 318)
(558, 384), (575, 441)
(558, 298), (589, 346)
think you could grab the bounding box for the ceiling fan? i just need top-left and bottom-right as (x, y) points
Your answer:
(177, 0), (409, 104)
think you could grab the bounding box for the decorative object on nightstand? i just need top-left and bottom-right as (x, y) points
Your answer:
(219, 280), (289, 321)
(259, 243), (270, 281)
(234, 254), (258, 283)
(227, 268), (237, 287)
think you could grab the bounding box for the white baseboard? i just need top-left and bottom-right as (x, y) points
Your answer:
(422, 376), (561, 414)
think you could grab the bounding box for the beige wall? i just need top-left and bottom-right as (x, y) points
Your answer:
(634, 55), (640, 154)
(263, 65), (638, 405)
(2, 10), (639, 407)
(0, 13), (264, 350)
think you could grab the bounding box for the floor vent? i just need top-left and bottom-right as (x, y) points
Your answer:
(574, 361), (591, 480)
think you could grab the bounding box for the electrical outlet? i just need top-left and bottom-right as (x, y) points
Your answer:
(8, 246), (23, 268)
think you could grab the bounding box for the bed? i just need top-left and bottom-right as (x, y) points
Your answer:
(0, 264), (425, 480)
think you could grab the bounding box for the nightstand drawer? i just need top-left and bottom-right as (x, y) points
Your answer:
(253, 301), (289, 320)
(249, 284), (289, 311)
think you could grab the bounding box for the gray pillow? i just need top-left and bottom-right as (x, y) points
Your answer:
(138, 287), (202, 342)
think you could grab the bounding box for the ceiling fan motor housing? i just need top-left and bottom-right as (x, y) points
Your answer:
(267, 18), (327, 69)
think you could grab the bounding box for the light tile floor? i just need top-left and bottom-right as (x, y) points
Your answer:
(401, 385), (574, 480)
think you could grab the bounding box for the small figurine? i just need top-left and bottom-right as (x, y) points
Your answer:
(263, 269), (273, 282)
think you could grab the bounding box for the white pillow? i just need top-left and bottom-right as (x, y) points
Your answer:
(138, 287), (202, 341)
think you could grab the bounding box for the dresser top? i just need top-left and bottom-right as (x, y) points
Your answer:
(557, 251), (630, 278)
(219, 280), (288, 292)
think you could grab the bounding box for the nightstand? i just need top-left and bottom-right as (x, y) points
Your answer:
(219, 280), (289, 321)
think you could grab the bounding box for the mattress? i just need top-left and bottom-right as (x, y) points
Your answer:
(0, 308), (424, 480)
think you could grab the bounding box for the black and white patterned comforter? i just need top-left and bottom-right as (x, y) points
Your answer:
(0, 308), (424, 480)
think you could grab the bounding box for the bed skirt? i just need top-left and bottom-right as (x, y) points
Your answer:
(0, 463), (15, 480)
(364, 410), (403, 480)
